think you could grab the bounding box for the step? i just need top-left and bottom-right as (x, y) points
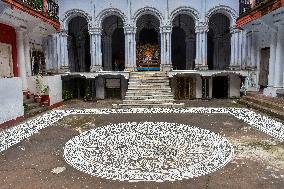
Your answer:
(123, 99), (175, 104)
(125, 95), (174, 100)
(127, 87), (171, 91)
(23, 98), (34, 104)
(25, 102), (41, 110)
(131, 72), (167, 77)
(128, 84), (170, 88)
(130, 76), (169, 80)
(126, 92), (173, 96)
(117, 103), (185, 109)
(129, 78), (169, 82)
(243, 95), (284, 112)
(238, 98), (284, 120)
(25, 106), (49, 117)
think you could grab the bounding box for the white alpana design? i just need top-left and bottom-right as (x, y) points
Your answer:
(64, 122), (234, 182)
(0, 108), (283, 154)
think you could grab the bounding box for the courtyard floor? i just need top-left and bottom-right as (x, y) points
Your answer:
(0, 100), (284, 189)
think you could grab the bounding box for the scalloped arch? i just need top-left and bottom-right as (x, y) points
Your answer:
(206, 5), (238, 26)
(170, 6), (201, 25)
(61, 9), (92, 31)
(96, 8), (128, 28)
(133, 7), (164, 26)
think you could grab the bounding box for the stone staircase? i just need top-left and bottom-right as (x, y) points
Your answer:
(23, 95), (49, 117)
(238, 92), (284, 120)
(117, 72), (184, 108)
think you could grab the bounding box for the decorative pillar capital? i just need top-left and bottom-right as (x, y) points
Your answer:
(230, 26), (241, 34)
(124, 26), (136, 34)
(89, 27), (102, 35)
(195, 25), (209, 33)
(160, 25), (172, 33)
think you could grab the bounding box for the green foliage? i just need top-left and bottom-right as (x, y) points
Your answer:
(83, 85), (92, 101)
(62, 89), (73, 101)
(34, 74), (49, 95)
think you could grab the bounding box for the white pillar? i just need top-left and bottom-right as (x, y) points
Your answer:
(160, 26), (172, 71)
(195, 25), (208, 70)
(274, 25), (284, 88)
(24, 33), (32, 77)
(59, 30), (69, 72)
(250, 31), (257, 69)
(241, 30), (247, 69)
(17, 29), (28, 91)
(124, 26), (136, 71)
(246, 32), (252, 68)
(103, 36), (112, 71)
(263, 30), (278, 97)
(230, 26), (241, 70)
(268, 31), (277, 87)
(90, 28), (103, 72)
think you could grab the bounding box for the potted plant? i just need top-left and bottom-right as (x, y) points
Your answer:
(34, 75), (49, 103)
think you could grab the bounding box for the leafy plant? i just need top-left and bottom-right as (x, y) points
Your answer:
(63, 89), (73, 101)
(83, 86), (92, 101)
(34, 74), (49, 96)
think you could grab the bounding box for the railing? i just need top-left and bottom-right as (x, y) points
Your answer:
(16, 0), (59, 20)
(239, 0), (268, 15)
(46, 0), (59, 20)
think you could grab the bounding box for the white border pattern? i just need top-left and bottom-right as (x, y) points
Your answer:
(64, 122), (234, 182)
(0, 108), (283, 154)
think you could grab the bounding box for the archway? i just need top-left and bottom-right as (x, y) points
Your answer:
(207, 13), (231, 70)
(136, 14), (161, 71)
(68, 16), (91, 72)
(102, 15), (125, 71)
(171, 14), (196, 70)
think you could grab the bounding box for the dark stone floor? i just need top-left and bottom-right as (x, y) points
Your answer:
(0, 100), (283, 189)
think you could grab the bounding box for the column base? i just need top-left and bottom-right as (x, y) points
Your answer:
(59, 66), (70, 73)
(160, 64), (172, 72)
(124, 67), (135, 72)
(195, 64), (208, 71)
(244, 66), (257, 71)
(90, 65), (103, 72)
(229, 65), (241, 71)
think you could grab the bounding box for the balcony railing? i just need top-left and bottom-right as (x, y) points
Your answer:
(16, 0), (59, 20)
(239, 0), (268, 15)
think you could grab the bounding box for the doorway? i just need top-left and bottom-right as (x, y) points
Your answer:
(212, 76), (229, 98)
(259, 48), (270, 90)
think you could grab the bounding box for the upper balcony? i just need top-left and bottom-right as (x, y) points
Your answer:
(3, 0), (60, 30)
(237, 0), (284, 28)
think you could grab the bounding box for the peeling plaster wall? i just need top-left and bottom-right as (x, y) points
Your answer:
(27, 75), (62, 106)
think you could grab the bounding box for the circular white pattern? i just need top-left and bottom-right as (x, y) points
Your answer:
(64, 122), (234, 182)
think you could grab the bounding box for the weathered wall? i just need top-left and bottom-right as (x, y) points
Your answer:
(27, 75), (63, 106)
(0, 78), (24, 124)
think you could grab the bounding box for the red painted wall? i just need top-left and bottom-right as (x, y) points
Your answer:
(0, 23), (18, 77)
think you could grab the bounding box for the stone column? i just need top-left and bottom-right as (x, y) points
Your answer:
(59, 30), (69, 72)
(16, 29), (28, 91)
(124, 26), (136, 71)
(185, 36), (195, 70)
(274, 25), (284, 89)
(102, 36), (112, 71)
(250, 31), (258, 69)
(160, 26), (172, 72)
(240, 30), (247, 69)
(90, 28), (103, 72)
(246, 32), (252, 68)
(24, 33), (32, 77)
(195, 25), (208, 70)
(263, 31), (277, 96)
(213, 37), (220, 69)
(229, 26), (241, 70)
